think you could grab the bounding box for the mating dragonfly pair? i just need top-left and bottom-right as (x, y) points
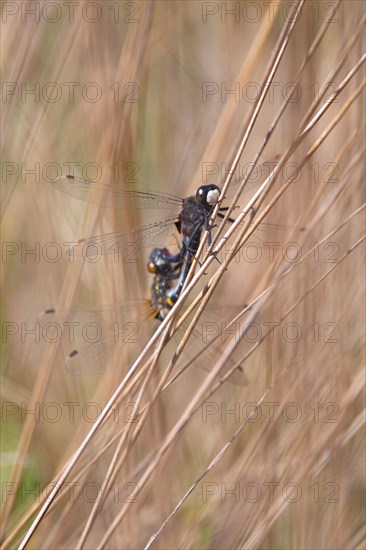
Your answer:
(47, 163), (287, 379)
(52, 172), (240, 305)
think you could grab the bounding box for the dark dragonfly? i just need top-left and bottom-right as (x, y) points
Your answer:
(147, 245), (195, 309)
(51, 175), (223, 263)
(146, 247), (184, 318)
(49, 161), (279, 267)
(41, 247), (250, 384)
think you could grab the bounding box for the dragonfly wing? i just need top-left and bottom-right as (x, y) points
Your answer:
(40, 301), (158, 375)
(182, 328), (249, 386)
(39, 300), (157, 323)
(51, 176), (183, 209)
(65, 335), (148, 376)
(174, 305), (256, 386)
(212, 216), (308, 254)
(218, 157), (311, 248)
(245, 222), (309, 255)
(67, 216), (181, 257)
(65, 319), (160, 376)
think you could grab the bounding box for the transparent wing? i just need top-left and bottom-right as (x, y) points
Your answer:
(40, 301), (158, 375)
(214, 157), (310, 248)
(247, 222), (308, 247)
(39, 301), (156, 322)
(67, 216), (181, 257)
(182, 327), (249, 386)
(175, 305), (257, 386)
(51, 175), (183, 209)
(208, 219), (309, 264)
(40, 302), (255, 381)
(65, 332), (154, 376)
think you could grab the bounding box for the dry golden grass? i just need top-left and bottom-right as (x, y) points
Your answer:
(1, 1), (365, 549)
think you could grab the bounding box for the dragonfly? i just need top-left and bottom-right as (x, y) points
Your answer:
(146, 246), (184, 318)
(41, 247), (251, 384)
(49, 160), (281, 267)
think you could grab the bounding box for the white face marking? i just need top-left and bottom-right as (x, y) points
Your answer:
(206, 188), (220, 205)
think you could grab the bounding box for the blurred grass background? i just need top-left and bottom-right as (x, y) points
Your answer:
(1, 1), (365, 548)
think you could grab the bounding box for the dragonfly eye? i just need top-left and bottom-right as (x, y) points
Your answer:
(147, 261), (157, 273)
(196, 185), (221, 207)
(148, 247), (173, 274)
(206, 187), (221, 205)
